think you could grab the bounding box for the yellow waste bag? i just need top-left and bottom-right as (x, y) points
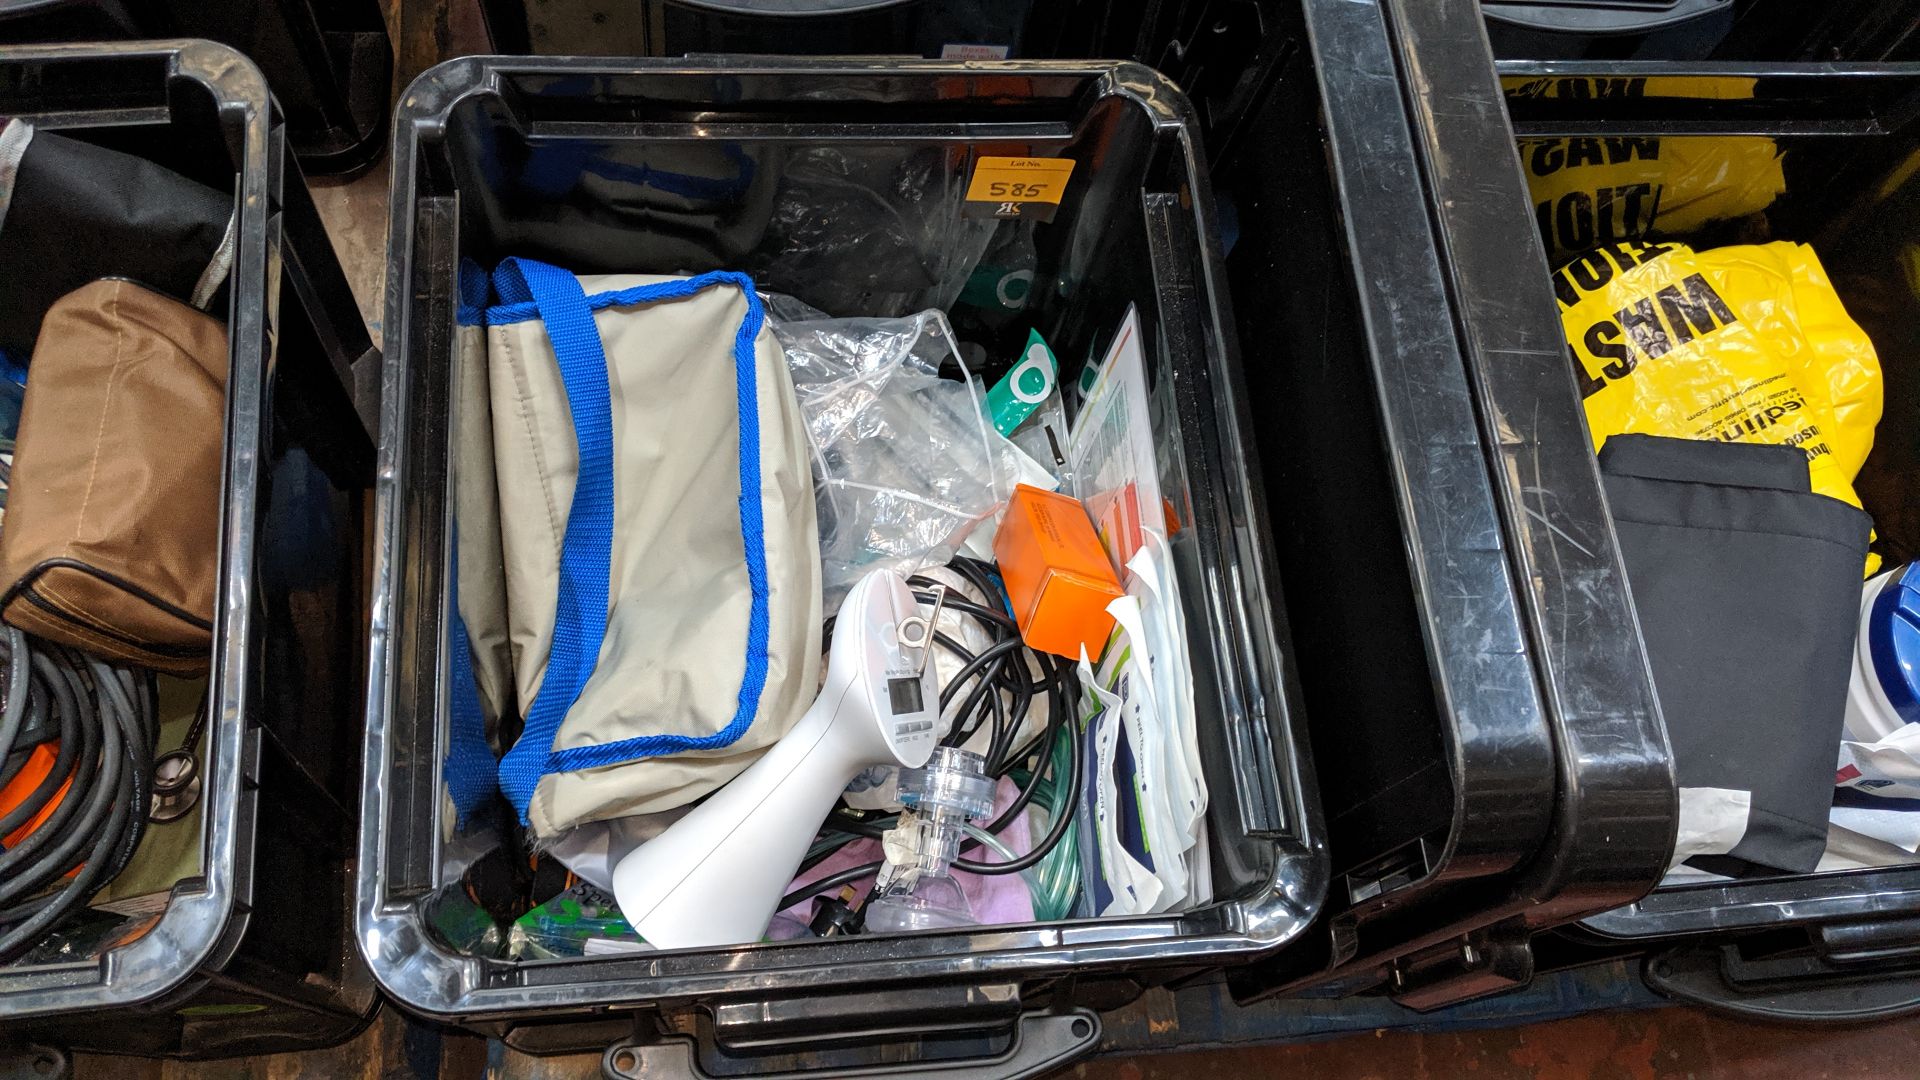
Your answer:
(1556, 240), (1883, 520)
(1504, 76), (1785, 264)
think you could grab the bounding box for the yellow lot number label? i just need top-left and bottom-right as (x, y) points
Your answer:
(965, 157), (1076, 219)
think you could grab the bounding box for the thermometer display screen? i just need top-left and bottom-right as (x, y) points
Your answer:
(887, 676), (925, 716)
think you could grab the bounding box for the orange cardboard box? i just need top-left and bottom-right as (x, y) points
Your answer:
(993, 484), (1124, 659)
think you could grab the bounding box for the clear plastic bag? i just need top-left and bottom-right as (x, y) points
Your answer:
(750, 147), (997, 318)
(770, 303), (1005, 604)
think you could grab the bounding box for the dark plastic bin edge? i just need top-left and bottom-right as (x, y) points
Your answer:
(1380, 0), (1679, 923)
(1304, 0), (1567, 894)
(1225, 0), (1676, 1010)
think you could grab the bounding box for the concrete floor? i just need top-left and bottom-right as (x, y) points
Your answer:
(1073, 1009), (1912, 1080)
(79, 995), (1920, 1080)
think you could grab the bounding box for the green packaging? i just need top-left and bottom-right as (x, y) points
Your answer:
(986, 329), (1060, 436)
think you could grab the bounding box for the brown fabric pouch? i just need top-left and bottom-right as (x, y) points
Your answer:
(0, 279), (228, 675)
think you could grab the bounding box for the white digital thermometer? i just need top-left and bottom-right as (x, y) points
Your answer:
(610, 570), (942, 949)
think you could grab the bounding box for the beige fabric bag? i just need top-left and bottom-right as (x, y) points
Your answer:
(454, 313), (515, 728)
(441, 283), (518, 832)
(477, 261), (820, 837)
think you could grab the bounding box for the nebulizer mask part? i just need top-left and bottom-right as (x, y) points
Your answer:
(865, 747), (997, 933)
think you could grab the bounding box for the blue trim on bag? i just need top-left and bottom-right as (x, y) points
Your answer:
(444, 523), (499, 829)
(493, 257), (616, 821)
(455, 258), (491, 327)
(456, 272), (772, 330)
(484, 257), (774, 823)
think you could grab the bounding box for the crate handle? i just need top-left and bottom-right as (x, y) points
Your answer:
(600, 1007), (1099, 1080)
(1647, 942), (1920, 1024)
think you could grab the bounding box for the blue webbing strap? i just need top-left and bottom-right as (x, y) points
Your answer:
(543, 271), (772, 775)
(489, 258), (773, 823)
(445, 258), (502, 826)
(494, 258), (617, 821)
(455, 257), (490, 327)
(444, 525), (497, 828)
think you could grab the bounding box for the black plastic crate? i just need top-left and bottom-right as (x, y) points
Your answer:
(1499, 58), (1920, 1022)
(360, 56), (1327, 1070)
(0, 0), (393, 174)
(0, 39), (378, 1058)
(1216, 0), (1678, 1011)
(1483, 0), (1920, 62)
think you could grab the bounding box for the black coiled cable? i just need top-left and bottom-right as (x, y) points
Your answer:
(779, 557), (1082, 914)
(0, 626), (158, 963)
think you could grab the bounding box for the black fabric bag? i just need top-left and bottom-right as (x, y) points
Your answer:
(1602, 434), (1872, 875)
(0, 120), (233, 354)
